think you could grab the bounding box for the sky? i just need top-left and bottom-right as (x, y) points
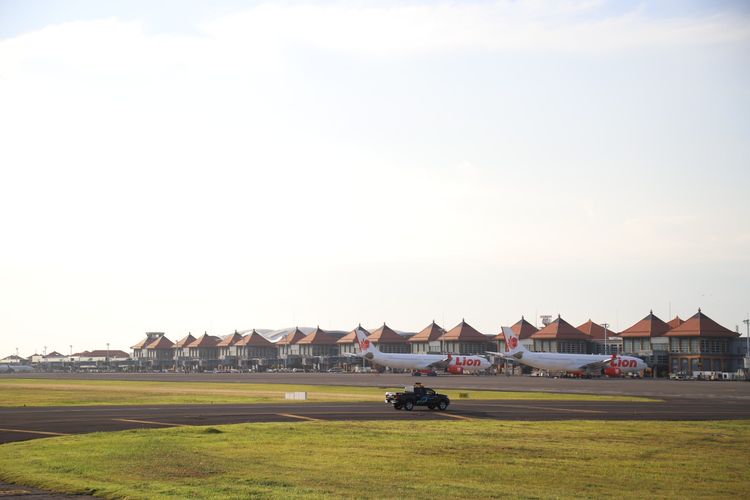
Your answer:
(1, 0), (749, 355)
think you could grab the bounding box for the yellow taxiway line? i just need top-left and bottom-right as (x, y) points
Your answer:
(436, 412), (473, 421)
(0, 427), (69, 436)
(276, 413), (320, 422)
(113, 418), (184, 427)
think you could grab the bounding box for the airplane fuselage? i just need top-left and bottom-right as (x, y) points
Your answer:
(514, 351), (646, 374)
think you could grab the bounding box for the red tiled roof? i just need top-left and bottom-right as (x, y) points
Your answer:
(297, 327), (339, 345)
(276, 328), (307, 345)
(665, 309), (738, 338)
(131, 337), (151, 349)
(186, 333), (221, 348)
(217, 331), (244, 347)
(531, 316), (589, 340)
(618, 311), (671, 338)
(667, 316), (685, 329)
(80, 350), (130, 358)
(337, 325), (369, 344)
(368, 323), (407, 343)
(173, 333), (196, 348)
(409, 321), (445, 342)
(238, 330), (273, 347)
(441, 320), (487, 341)
(494, 316), (538, 340)
(577, 320), (613, 340)
(145, 336), (174, 349)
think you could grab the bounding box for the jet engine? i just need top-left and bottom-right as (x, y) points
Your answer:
(604, 366), (621, 377)
(447, 366), (464, 375)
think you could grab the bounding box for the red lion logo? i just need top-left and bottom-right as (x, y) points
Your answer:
(508, 336), (518, 349)
(359, 339), (370, 351)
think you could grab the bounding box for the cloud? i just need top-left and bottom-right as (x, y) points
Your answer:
(201, 1), (750, 55)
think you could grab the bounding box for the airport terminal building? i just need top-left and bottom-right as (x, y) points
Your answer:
(13, 310), (747, 377)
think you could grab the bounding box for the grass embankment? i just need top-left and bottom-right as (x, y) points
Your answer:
(0, 378), (655, 406)
(0, 420), (747, 499)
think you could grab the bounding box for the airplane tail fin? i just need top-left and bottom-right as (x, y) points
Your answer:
(355, 327), (378, 355)
(501, 327), (525, 355)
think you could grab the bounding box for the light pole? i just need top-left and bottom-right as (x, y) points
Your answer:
(106, 342), (110, 370)
(602, 323), (609, 355)
(743, 316), (749, 372)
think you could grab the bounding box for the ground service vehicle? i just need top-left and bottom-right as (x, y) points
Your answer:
(385, 386), (450, 411)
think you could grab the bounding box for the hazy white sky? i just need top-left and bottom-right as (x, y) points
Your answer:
(1, 0), (749, 355)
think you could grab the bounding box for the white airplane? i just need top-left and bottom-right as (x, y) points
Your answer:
(488, 327), (646, 376)
(353, 328), (491, 373)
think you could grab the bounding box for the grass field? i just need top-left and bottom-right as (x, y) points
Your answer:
(0, 378), (655, 406)
(0, 420), (747, 499)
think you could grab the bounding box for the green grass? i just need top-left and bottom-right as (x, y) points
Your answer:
(0, 378), (655, 406)
(0, 420), (747, 499)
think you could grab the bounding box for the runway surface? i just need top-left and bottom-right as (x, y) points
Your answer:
(1, 397), (749, 445)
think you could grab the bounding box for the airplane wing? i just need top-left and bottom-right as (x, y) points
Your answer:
(341, 353), (362, 358)
(486, 351), (523, 360)
(578, 356), (615, 371)
(423, 357), (450, 369)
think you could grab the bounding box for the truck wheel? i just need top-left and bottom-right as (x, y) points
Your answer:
(394, 404), (402, 410)
(404, 401), (414, 411)
(437, 400), (448, 411)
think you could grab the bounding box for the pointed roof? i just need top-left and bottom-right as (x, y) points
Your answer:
(667, 316), (685, 329)
(276, 328), (307, 345)
(297, 326), (339, 345)
(531, 315), (589, 340)
(441, 319), (488, 341)
(665, 309), (738, 338)
(409, 321), (446, 342)
(577, 320), (613, 340)
(494, 316), (538, 340)
(186, 333), (221, 348)
(173, 333), (197, 348)
(337, 325), (370, 344)
(619, 311), (671, 338)
(145, 336), (174, 349)
(238, 329), (273, 347)
(368, 323), (407, 343)
(45, 351), (63, 358)
(217, 331), (244, 347)
(131, 337), (152, 349)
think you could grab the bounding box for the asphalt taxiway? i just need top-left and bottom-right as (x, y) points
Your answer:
(5, 372), (750, 400)
(1, 397), (749, 445)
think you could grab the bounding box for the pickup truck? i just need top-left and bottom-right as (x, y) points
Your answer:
(385, 387), (450, 411)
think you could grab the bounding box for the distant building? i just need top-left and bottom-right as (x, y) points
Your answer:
(367, 323), (409, 354)
(186, 333), (221, 371)
(665, 309), (740, 374)
(409, 321), (445, 354)
(494, 316), (538, 352)
(441, 319), (493, 355)
(531, 315), (591, 354)
(236, 330), (276, 370)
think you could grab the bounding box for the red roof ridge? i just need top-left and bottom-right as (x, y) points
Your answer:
(665, 309), (738, 338)
(297, 326), (339, 345)
(337, 325), (370, 344)
(409, 321), (445, 342)
(368, 323), (407, 343)
(531, 315), (589, 340)
(441, 319), (487, 341)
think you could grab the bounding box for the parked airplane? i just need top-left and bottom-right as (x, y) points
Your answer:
(353, 329), (491, 373)
(488, 327), (646, 376)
